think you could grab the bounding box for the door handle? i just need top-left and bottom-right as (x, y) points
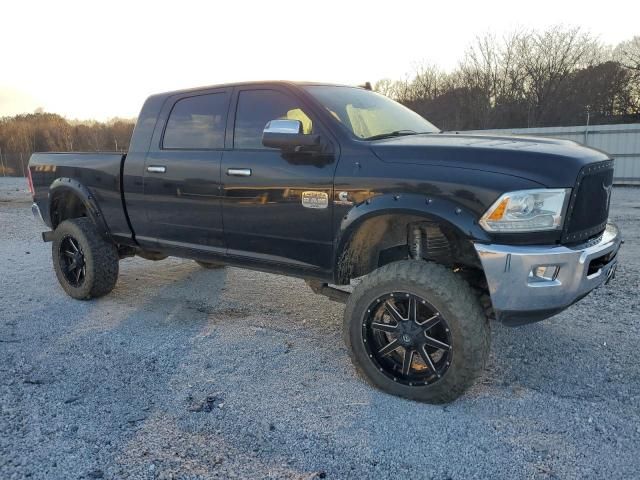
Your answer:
(227, 168), (252, 177)
(147, 165), (166, 173)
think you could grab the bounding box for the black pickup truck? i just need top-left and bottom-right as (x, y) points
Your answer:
(28, 81), (622, 403)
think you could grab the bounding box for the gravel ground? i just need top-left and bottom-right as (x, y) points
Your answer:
(0, 176), (638, 479)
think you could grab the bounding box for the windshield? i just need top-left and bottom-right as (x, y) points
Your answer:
(303, 85), (439, 140)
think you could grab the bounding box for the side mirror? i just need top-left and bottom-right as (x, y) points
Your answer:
(262, 119), (321, 150)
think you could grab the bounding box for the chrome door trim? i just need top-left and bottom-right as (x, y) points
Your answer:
(227, 168), (252, 177)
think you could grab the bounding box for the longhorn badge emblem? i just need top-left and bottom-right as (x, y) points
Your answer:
(602, 181), (613, 207)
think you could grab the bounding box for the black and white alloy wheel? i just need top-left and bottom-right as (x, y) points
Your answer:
(362, 292), (453, 386)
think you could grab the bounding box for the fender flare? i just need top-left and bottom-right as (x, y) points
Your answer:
(333, 193), (490, 278)
(48, 177), (111, 237)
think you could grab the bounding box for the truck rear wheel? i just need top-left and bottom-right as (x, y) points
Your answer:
(343, 260), (489, 403)
(52, 218), (119, 300)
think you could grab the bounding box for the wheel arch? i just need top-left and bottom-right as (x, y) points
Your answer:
(333, 193), (490, 284)
(48, 177), (111, 238)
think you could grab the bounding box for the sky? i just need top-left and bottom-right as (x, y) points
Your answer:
(1, 0), (638, 120)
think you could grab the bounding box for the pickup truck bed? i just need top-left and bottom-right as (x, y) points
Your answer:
(30, 152), (131, 240)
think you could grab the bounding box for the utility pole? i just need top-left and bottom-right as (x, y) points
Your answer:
(0, 147), (5, 177)
(584, 106), (591, 146)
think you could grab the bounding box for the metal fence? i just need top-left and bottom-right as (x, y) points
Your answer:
(464, 123), (640, 185)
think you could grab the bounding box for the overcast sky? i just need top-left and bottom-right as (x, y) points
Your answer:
(1, 0), (638, 120)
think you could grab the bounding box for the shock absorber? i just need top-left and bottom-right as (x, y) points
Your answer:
(410, 225), (422, 260)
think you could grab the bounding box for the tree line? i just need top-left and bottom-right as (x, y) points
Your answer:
(0, 113), (134, 175)
(375, 27), (640, 131)
(1, 26), (639, 175)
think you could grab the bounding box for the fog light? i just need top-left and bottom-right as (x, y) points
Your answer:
(528, 265), (559, 282)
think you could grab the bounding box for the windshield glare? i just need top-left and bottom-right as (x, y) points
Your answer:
(303, 85), (439, 139)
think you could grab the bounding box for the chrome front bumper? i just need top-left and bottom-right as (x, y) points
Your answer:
(475, 223), (622, 325)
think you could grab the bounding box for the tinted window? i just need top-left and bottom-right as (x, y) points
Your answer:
(234, 90), (313, 149)
(163, 94), (227, 149)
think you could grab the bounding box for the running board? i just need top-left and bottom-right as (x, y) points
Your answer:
(305, 280), (350, 303)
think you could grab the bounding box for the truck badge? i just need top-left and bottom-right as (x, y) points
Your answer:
(602, 181), (613, 208)
(334, 191), (353, 206)
(301, 191), (329, 209)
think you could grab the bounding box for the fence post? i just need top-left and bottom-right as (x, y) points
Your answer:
(584, 125), (590, 146)
(584, 111), (590, 146)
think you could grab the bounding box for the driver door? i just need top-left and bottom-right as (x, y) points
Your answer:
(221, 86), (337, 273)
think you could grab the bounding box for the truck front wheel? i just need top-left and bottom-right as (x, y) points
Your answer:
(343, 260), (489, 403)
(52, 218), (119, 300)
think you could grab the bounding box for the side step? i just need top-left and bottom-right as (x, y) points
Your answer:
(305, 280), (350, 303)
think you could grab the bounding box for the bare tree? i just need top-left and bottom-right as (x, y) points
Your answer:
(457, 31), (529, 128)
(516, 26), (601, 125)
(615, 36), (640, 73)
(373, 79), (402, 98)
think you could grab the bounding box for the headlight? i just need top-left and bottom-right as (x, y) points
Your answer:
(479, 189), (570, 233)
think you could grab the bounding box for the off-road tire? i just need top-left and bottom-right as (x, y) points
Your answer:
(52, 218), (119, 300)
(195, 260), (225, 269)
(343, 260), (490, 403)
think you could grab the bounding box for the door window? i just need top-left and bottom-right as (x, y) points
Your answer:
(234, 90), (313, 149)
(163, 93), (228, 149)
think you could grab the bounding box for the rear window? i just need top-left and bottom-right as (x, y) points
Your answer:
(163, 94), (228, 149)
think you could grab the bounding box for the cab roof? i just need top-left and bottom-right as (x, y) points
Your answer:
(153, 81), (364, 99)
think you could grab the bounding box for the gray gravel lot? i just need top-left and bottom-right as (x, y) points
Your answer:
(1, 176), (638, 479)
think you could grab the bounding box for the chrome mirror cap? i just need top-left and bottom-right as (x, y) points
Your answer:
(263, 119), (302, 135)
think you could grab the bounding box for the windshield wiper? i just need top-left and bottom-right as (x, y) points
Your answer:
(363, 130), (428, 141)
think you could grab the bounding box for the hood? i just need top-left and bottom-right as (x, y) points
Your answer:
(369, 133), (611, 187)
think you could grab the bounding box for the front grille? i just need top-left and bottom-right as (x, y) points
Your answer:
(562, 159), (614, 244)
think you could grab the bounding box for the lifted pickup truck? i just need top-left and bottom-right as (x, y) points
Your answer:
(29, 81), (622, 403)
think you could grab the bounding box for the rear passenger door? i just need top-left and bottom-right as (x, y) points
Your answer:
(221, 86), (337, 273)
(143, 89), (231, 250)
